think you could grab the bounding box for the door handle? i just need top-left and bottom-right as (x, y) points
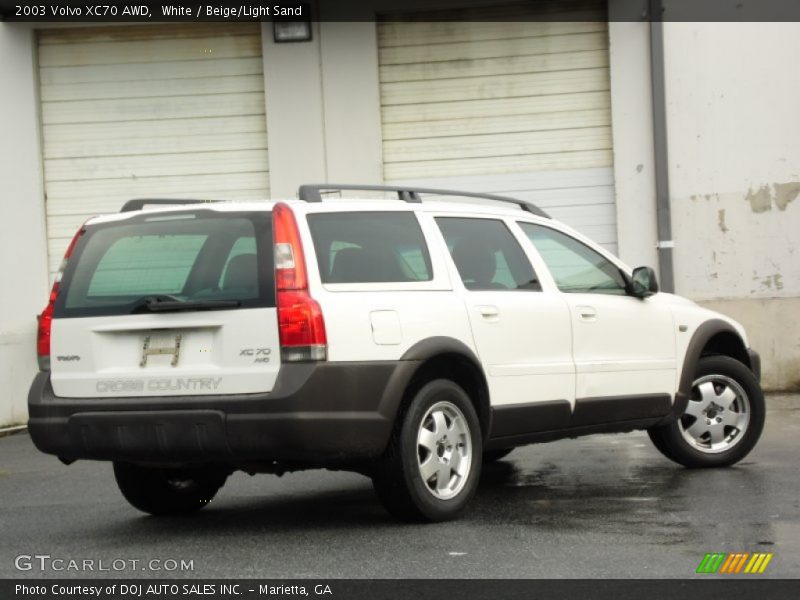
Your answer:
(576, 305), (597, 321)
(477, 305), (500, 319)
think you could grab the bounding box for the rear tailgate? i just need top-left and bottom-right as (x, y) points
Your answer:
(50, 208), (280, 398)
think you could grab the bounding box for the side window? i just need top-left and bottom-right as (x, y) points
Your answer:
(307, 212), (433, 283)
(435, 217), (540, 291)
(518, 223), (627, 295)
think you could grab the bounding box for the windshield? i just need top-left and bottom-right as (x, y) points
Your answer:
(55, 210), (274, 318)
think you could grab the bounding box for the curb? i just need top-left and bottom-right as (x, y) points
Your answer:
(0, 425), (27, 438)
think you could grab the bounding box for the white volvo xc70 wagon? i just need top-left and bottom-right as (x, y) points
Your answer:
(29, 184), (764, 521)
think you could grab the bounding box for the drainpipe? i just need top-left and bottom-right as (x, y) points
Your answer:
(649, 2), (675, 293)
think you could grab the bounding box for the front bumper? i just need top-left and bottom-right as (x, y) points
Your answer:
(28, 360), (417, 465)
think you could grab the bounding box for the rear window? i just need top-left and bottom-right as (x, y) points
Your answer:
(307, 212), (433, 284)
(55, 211), (274, 317)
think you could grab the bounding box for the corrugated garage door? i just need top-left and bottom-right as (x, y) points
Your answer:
(377, 1), (618, 251)
(38, 24), (269, 276)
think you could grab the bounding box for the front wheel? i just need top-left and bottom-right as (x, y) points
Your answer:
(648, 355), (765, 468)
(372, 379), (482, 522)
(113, 463), (229, 516)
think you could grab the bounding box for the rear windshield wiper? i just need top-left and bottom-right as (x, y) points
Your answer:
(131, 295), (241, 313)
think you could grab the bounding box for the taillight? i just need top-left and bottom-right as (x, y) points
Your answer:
(36, 288), (57, 370)
(37, 225), (85, 371)
(272, 203), (327, 362)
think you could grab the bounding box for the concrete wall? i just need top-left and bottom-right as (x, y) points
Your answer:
(261, 21), (328, 197)
(318, 19), (384, 184)
(0, 24), (51, 425)
(261, 18), (384, 197)
(607, 18), (659, 271)
(664, 22), (800, 389)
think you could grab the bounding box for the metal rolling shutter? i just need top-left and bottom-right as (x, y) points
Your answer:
(377, 1), (618, 251)
(38, 24), (269, 275)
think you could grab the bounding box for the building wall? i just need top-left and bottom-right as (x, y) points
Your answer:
(0, 24), (51, 425)
(260, 21), (327, 196)
(664, 23), (800, 390)
(260, 19), (384, 197)
(607, 19), (658, 270)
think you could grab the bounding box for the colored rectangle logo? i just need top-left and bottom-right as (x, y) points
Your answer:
(697, 552), (773, 574)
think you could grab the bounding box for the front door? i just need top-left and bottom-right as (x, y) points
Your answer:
(518, 222), (676, 420)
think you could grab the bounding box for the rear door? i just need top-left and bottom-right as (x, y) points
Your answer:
(51, 208), (280, 398)
(434, 216), (574, 410)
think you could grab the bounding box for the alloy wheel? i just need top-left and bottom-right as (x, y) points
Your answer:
(678, 374), (751, 454)
(416, 401), (473, 500)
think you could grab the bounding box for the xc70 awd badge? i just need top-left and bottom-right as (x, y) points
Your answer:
(240, 348), (271, 363)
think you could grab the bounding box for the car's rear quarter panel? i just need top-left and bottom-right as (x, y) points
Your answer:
(315, 291), (476, 362)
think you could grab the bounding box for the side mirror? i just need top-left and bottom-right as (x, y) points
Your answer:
(630, 266), (659, 298)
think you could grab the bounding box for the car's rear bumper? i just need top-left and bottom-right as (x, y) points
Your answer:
(28, 360), (418, 465)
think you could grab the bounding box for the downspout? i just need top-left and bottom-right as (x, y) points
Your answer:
(649, 2), (675, 292)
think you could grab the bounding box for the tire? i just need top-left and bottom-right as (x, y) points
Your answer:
(483, 448), (514, 463)
(648, 355), (765, 468)
(372, 379), (482, 522)
(113, 462), (229, 516)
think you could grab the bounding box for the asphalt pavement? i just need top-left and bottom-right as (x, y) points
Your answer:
(1, 394), (798, 579)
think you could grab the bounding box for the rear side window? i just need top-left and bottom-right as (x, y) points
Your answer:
(56, 211), (274, 317)
(307, 212), (433, 283)
(435, 217), (540, 291)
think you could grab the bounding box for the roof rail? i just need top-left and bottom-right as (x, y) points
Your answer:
(297, 183), (550, 218)
(120, 198), (218, 213)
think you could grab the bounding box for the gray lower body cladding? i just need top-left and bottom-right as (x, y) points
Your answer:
(28, 348), (761, 466)
(28, 360), (419, 465)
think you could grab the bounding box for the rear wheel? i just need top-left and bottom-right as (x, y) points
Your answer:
(372, 379), (482, 522)
(648, 355), (765, 468)
(113, 462), (229, 516)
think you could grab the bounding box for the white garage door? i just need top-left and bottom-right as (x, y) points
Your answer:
(377, 1), (618, 251)
(38, 23), (270, 276)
